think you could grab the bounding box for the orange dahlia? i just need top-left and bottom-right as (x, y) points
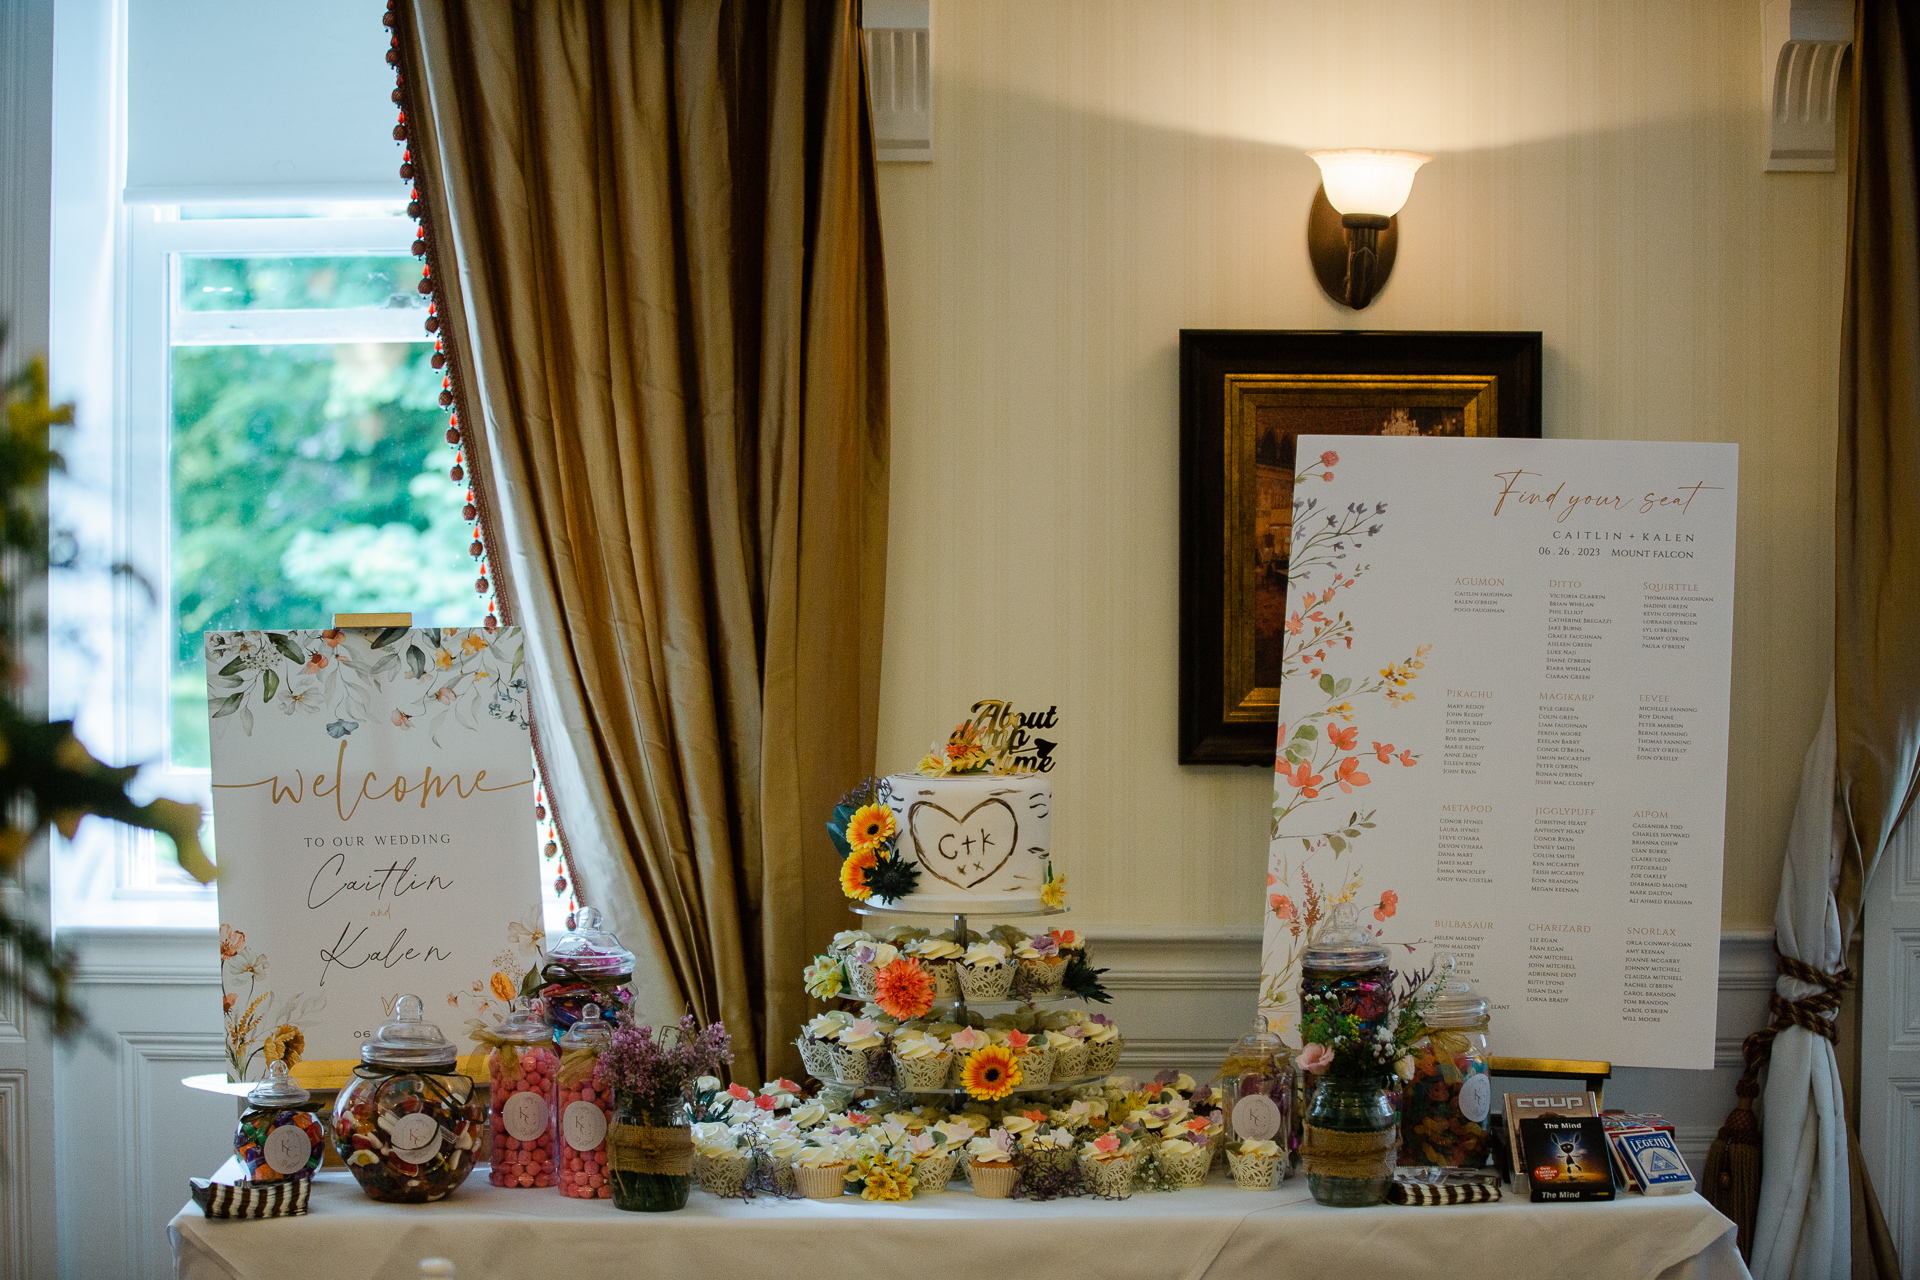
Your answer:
(873, 957), (935, 1020)
(961, 1043), (1022, 1101)
(845, 804), (895, 852)
(839, 849), (878, 901)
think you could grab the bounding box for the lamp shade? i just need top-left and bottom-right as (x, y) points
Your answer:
(1306, 149), (1433, 217)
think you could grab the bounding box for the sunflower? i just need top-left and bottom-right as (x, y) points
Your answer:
(961, 1043), (1022, 1101)
(839, 849), (879, 901)
(873, 957), (935, 1021)
(845, 804), (895, 852)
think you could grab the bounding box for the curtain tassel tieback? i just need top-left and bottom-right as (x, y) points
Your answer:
(1702, 952), (1852, 1261)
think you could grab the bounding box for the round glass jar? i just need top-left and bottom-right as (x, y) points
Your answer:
(1218, 1015), (1296, 1170)
(1299, 901), (1392, 1038)
(485, 1000), (558, 1188)
(542, 906), (635, 1034)
(554, 1003), (615, 1199)
(1398, 955), (1493, 1167)
(331, 995), (483, 1203)
(234, 1060), (324, 1181)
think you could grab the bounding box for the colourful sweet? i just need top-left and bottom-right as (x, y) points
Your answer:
(331, 994), (484, 1204)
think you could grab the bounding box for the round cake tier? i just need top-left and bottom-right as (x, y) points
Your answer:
(852, 901), (1067, 921)
(879, 773), (1052, 914)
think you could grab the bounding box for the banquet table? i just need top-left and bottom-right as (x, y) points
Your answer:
(171, 1169), (1749, 1280)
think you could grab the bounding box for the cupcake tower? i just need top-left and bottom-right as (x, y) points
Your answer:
(797, 903), (1123, 1103)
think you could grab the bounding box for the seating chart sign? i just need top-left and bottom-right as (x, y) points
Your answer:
(206, 625), (544, 1084)
(1259, 437), (1737, 1069)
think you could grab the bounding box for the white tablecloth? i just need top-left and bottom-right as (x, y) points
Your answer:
(171, 1170), (1749, 1280)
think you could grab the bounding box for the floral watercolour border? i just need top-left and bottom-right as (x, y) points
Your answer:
(1259, 451), (1430, 1039)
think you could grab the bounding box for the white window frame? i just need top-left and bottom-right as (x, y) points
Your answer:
(55, 205), (424, 928)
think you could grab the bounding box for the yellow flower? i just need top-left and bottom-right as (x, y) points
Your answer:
(961, 1044), (1022, 1101)
(490, 971), (516, 1001)
(852, 1152), (917, 1201)
(262, 1023), (305, 1068)
(462, 633), (488, 655)
(1040, 874), (1067, 910)
(840, 849), (878, 901)
(845, 804), (895, 852)
(433, 647), (454, 669)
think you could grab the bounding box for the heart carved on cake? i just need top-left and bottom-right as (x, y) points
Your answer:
(906, 798), (1019, 889)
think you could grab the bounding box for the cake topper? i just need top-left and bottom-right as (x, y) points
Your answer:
(915, 699), (1060, 776)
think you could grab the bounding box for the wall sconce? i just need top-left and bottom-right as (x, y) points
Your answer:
(1306, 149), (1432, 310)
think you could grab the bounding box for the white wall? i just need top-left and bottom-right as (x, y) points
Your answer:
(875, 0), (1846, 936)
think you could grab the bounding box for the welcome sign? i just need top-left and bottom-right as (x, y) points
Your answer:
(206, 625), (545, 1085)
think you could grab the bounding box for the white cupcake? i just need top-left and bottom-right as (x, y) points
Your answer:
(890, 1030), (953, 1091)
(1002, 1030), (1053, 1088)
(958, 940), (1015, 1000)
(828, 1017), (888, 1085)
(1084, 1018), (1124, 1074)
(1154, 1136), (1213, 1188)
(906, 936), (964, 1001)
(1046, 1027), (1090, 1081)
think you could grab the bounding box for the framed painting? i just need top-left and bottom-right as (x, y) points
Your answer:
(1178, 330), (1543, 764)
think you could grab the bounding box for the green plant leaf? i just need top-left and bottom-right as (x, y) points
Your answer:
(209, 692), (244, 720)
(261, 668), (278, 704)
(1318, 674), (1336, 695)
(269, 633), (304, 663)
(370, 627), (408, 649)
(216, 655), (248, 677)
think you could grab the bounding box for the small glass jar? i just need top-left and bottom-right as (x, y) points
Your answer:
(1300, 901), (1392, 1038)
(555, 1002), (614, 1199)
(331, 995), (483, 1203)
(485, 1000), (559, 1188)
(1303, 1075), (1398, 1207)
(542, 906), (635, 1034)
(234, 1060), (324, 1182)
(1217, 1015), (1296, 1172)
(1398, 954), (1493, 1168)
(609, 1095), (692, 1212)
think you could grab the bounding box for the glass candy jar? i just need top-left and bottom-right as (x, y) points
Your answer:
(1300, 902), (1392, 1038)
(1398, 954), (1493, 1168)
(555, 1003), (615, 1199)
(234, 1060), (324, 1182)
(331, 995), (483, 1203)
(484, 1000), (559, 1187)
(542, 907), (635, 1034)
(1218, 1015), (1295, 1171)
(1302, 1075), (1398, 1207)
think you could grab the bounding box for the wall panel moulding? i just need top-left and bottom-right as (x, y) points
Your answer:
(1763, 0), (1851, 172)
(862, 0), (931, 163)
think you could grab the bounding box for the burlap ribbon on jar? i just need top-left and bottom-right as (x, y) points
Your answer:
(1301, 1123), (1398, 1180)
(609, 1121), (694, 1177)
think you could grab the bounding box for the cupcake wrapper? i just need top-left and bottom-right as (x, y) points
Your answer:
(794, 1163), (849, 1200)
(1079, 1153), (1137, 1199)
(771, 1156), (798, 1195)
(1050, 1042), (1090, 1081)
(926, 960), (961, 1001)
(912, 1150), (960, 1193)
(1085, 1037), (1124, 1075)
(891, 1052), (953, 1092)
(848, 962), (880, 1000)
(1227, 1149), (1283, 1190)
(828, 1043), (885, 1085)
(796, 1037), (834, 1079)
(958, 962), (1015, 1000)
(1013, 1045), (1054, 1088)
(695, 1151), (753, 1198)
(1155, 1144), (1214, 1188)
(1018, 957), (1067, 995)
(969, 1161), (1020, 1199)
(947, 1054), (971, 1089)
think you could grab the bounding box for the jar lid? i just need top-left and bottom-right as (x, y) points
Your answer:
(556, 1002), (613, 1051)
(490, 998), (551, 1045)
(362, 994), (459, 1069)
(1301, 901), (1389, 971)
(246, 1059), (310, 1107)
(1422, 953), (1490, 1027)
(546, 906), (635, 978)
(1233, 1014), (1282, 1054)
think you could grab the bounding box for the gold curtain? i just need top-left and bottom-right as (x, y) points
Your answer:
(395, 0), (888, 1081)
(1834, 0), (1917, 1275)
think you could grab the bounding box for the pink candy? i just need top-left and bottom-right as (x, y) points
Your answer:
(555, 1075), (614, 1199)
(488, 1043), (559, 1189)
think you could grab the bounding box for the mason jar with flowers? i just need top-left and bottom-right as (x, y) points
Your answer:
(1296, 966), (1437, 1207)
(593, 1014), (733, 1211)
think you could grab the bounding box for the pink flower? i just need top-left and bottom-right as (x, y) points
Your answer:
(1321, 471), (1335, 482)
(727, 1082), (753, 1100)
(391, 710), (413, 730)
(1093, 1133), (1120, 1154)
(1374, 889), (1399, 922)
(1320, 450), (1339, 467)
(1269, 894), (1295, 921)
(303, 651), (328, 673)
(754, 1094), (777, 1111)
(1371, 741), (1395, 763)
(1299, 1043), (1334, 1075)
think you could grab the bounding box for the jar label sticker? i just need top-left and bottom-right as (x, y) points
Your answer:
(502, 1090), (550, 1141)
(1231, 1093), (1283, 1142)
(564, 1100), (608, 1151)
(387, 1112), (443, 1162)
(1458, 1072), (1492, 1124)
(262, 1123), (315, 1176)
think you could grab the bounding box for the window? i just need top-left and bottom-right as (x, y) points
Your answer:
(52, 204), (476, 927)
